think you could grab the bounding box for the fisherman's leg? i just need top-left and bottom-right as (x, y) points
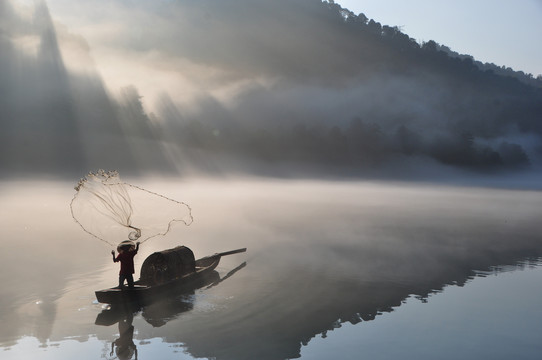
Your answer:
(127, 274), (134, 288)
(119, 274), (126, 288)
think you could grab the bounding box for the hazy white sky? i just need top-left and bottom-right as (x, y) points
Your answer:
(336, 0), (542, 76)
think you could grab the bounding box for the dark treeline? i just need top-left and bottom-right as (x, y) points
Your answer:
(162, 117), (531, 171)
(1, 0), (541, 177)
(330, 2), (542, 89)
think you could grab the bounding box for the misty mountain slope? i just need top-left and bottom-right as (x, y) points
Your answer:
(1, 0), (541, 177)
(0, 1), (175, 176)
(143, 0), (541, 174)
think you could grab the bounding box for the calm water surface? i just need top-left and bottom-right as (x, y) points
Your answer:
(0, 178), (541, 359)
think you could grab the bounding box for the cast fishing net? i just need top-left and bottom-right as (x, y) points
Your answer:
(70, 170), (193, 247)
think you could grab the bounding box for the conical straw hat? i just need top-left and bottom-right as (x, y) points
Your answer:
(117, 240), (136, 252)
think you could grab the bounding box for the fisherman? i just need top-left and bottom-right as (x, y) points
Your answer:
(112, 239), (140, 289)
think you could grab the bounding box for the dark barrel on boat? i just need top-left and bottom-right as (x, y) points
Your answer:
(140, 246), (196, 285)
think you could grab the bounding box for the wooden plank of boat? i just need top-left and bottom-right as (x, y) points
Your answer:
(95, 248), (246, 305)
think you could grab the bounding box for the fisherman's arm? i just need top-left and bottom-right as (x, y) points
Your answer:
(111, 250), (118, 262)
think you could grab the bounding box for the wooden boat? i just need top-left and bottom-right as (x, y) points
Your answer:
(95, 247), (246, 305)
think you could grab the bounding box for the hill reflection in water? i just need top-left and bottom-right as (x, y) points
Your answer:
(0, 178), (541, 360)
(301, 261), (542, 360)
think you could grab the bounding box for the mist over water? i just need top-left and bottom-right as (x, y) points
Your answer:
(2, 0), (542, 358)
(1, 177), (541, 359)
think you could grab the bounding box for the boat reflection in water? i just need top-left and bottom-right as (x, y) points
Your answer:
(95, 262), (246, 359)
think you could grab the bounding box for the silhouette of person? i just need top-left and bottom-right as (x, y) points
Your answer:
(112, 240), (140, 288)
(111, 312), (138, 360)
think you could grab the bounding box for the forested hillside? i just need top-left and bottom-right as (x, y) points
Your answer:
(1, 0), (540, 177)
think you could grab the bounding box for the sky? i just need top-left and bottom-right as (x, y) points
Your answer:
(336, 0), (542, 77)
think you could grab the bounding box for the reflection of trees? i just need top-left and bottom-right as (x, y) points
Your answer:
(176, 238), (542, 359)
(85, 186), (542, 360)
(133, 185), (541, 360)
(171, 255), (542, 360)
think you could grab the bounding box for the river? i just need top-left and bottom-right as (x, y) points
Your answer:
(0, 177), (541, 359)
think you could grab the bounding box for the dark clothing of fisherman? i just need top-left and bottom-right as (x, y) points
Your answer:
(112, 241), (140, 288)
